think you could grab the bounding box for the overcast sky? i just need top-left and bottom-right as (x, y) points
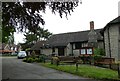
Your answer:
(14, 0), (120, 44)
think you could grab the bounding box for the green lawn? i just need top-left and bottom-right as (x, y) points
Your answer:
(40, 63), (119, 80)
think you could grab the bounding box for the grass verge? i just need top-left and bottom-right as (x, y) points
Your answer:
(40, 63), (119, 80)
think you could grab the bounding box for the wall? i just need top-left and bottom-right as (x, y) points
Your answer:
(97, 41), (104, 49)
(55, 48), (58, 55)
(41, 48), (52, 56)
(104, 24), (119, 61)
(64, 48), (67, 56)
(118, 26), (120, 61)
(66, 43), (72, 56)
(73, 49), (80, 56)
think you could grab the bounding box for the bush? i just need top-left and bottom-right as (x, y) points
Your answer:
(94, 48), (105, 56)
(94, 55), (102, 61)
(34, 58), (40, 62)
(94, 48), (105, 63)
(27, 57), (35, 63)
(23, 58), (27, 62)
(23, 55), (47, 63)
(51, 57), (59, 65)
(39, 55), (46, 62)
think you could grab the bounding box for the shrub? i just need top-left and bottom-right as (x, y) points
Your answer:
(94, 55), (102, 61)
(34, 58), (40, 62)
(23, 58), (27, 62)
(94, 48), (105, 63)
(94, 48), (105, 56)
(23, 55), (48, 63)
(27, 57), (35, 63)
(51, 57), (59, 65)
(39, 55), (46, 62)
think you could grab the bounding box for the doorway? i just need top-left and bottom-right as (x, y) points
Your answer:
(58, 48), (64, 56)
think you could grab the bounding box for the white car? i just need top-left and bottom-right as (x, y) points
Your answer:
(17, 51), (27, 59)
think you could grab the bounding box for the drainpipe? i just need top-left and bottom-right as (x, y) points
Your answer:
(108, 25), (112, 68)
(71, 43), (73, 56)
(102, 32), (105, 51)
(108, 26), (111, 58)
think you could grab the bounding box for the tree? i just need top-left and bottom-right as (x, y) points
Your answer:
(35, 27), (52, 40)
(24, 27), (52, 44)
(2, 1), (80, 33)
(24, 33), (38, 43)
(2, 25), (15, 43)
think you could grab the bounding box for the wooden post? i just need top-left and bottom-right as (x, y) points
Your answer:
(109, 64), (112, 69)
(117, 63), (120, 78)
(76, 63), (78, 71)
(56, 60), (59, 66)
(51, 59), (53, 64)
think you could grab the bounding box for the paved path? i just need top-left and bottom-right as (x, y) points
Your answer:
(2, 57), (89, 79)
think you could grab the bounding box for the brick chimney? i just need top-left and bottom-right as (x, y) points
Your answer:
(90, 21), (94, 30)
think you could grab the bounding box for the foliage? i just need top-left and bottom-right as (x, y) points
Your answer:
(2, 2), (79, 33)
(25, 48), (31, 51)
(26, 57), (35, 63)
(23, 58), (27, 62)
(2, 1), (80, 43)
(93, 48), (105, 63)
(19, 42), (34, 51)
(41, 63), (119, 80)
(94, 55), (102, 61)
(51, 56), (59, 64)
(24, 27), (52, 43)
(24, 33), (38, 43)
(23, 54), (47, 63)
(2, 26), (15, 43)
(2, 53), (17, 56)
(39, 54), (46, 62)
(34, 58), (40, 62)
(94, 48), (105, 56)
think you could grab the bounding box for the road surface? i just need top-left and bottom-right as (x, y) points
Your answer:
(2, 57), (89, 79)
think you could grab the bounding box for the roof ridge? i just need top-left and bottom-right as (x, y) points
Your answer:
(109, 16), (120, 24)
(52, 28), (102, 36)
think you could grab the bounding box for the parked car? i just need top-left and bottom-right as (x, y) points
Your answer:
(17, 51), (27, 59)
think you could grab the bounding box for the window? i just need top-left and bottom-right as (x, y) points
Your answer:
(87, 48), (93, 54)
(80, 47), (93, 55)
(80, 49), (86, 54)
(82, 43), (88, 47)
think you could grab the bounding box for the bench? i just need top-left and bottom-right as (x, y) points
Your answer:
(95, 57), (115, 67)
(58, 56), (80, 63)
(51, 56), (80, 65)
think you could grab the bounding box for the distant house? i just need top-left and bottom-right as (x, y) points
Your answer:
(0, 43), (12, 54)
(42, 22), (104, 56)
(102, 16), (120, 61)
(9, 44), (21, 53)
(30, 41), (46, 55)
(0, 43), (21, 54)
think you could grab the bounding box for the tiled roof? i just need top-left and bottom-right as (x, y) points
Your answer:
(103, 16), (120, 31)
(46, 29), (103, 47)
(108, 16), (120, 24)
(0, 43), (8, 50)
(30, 41), (46, 50)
